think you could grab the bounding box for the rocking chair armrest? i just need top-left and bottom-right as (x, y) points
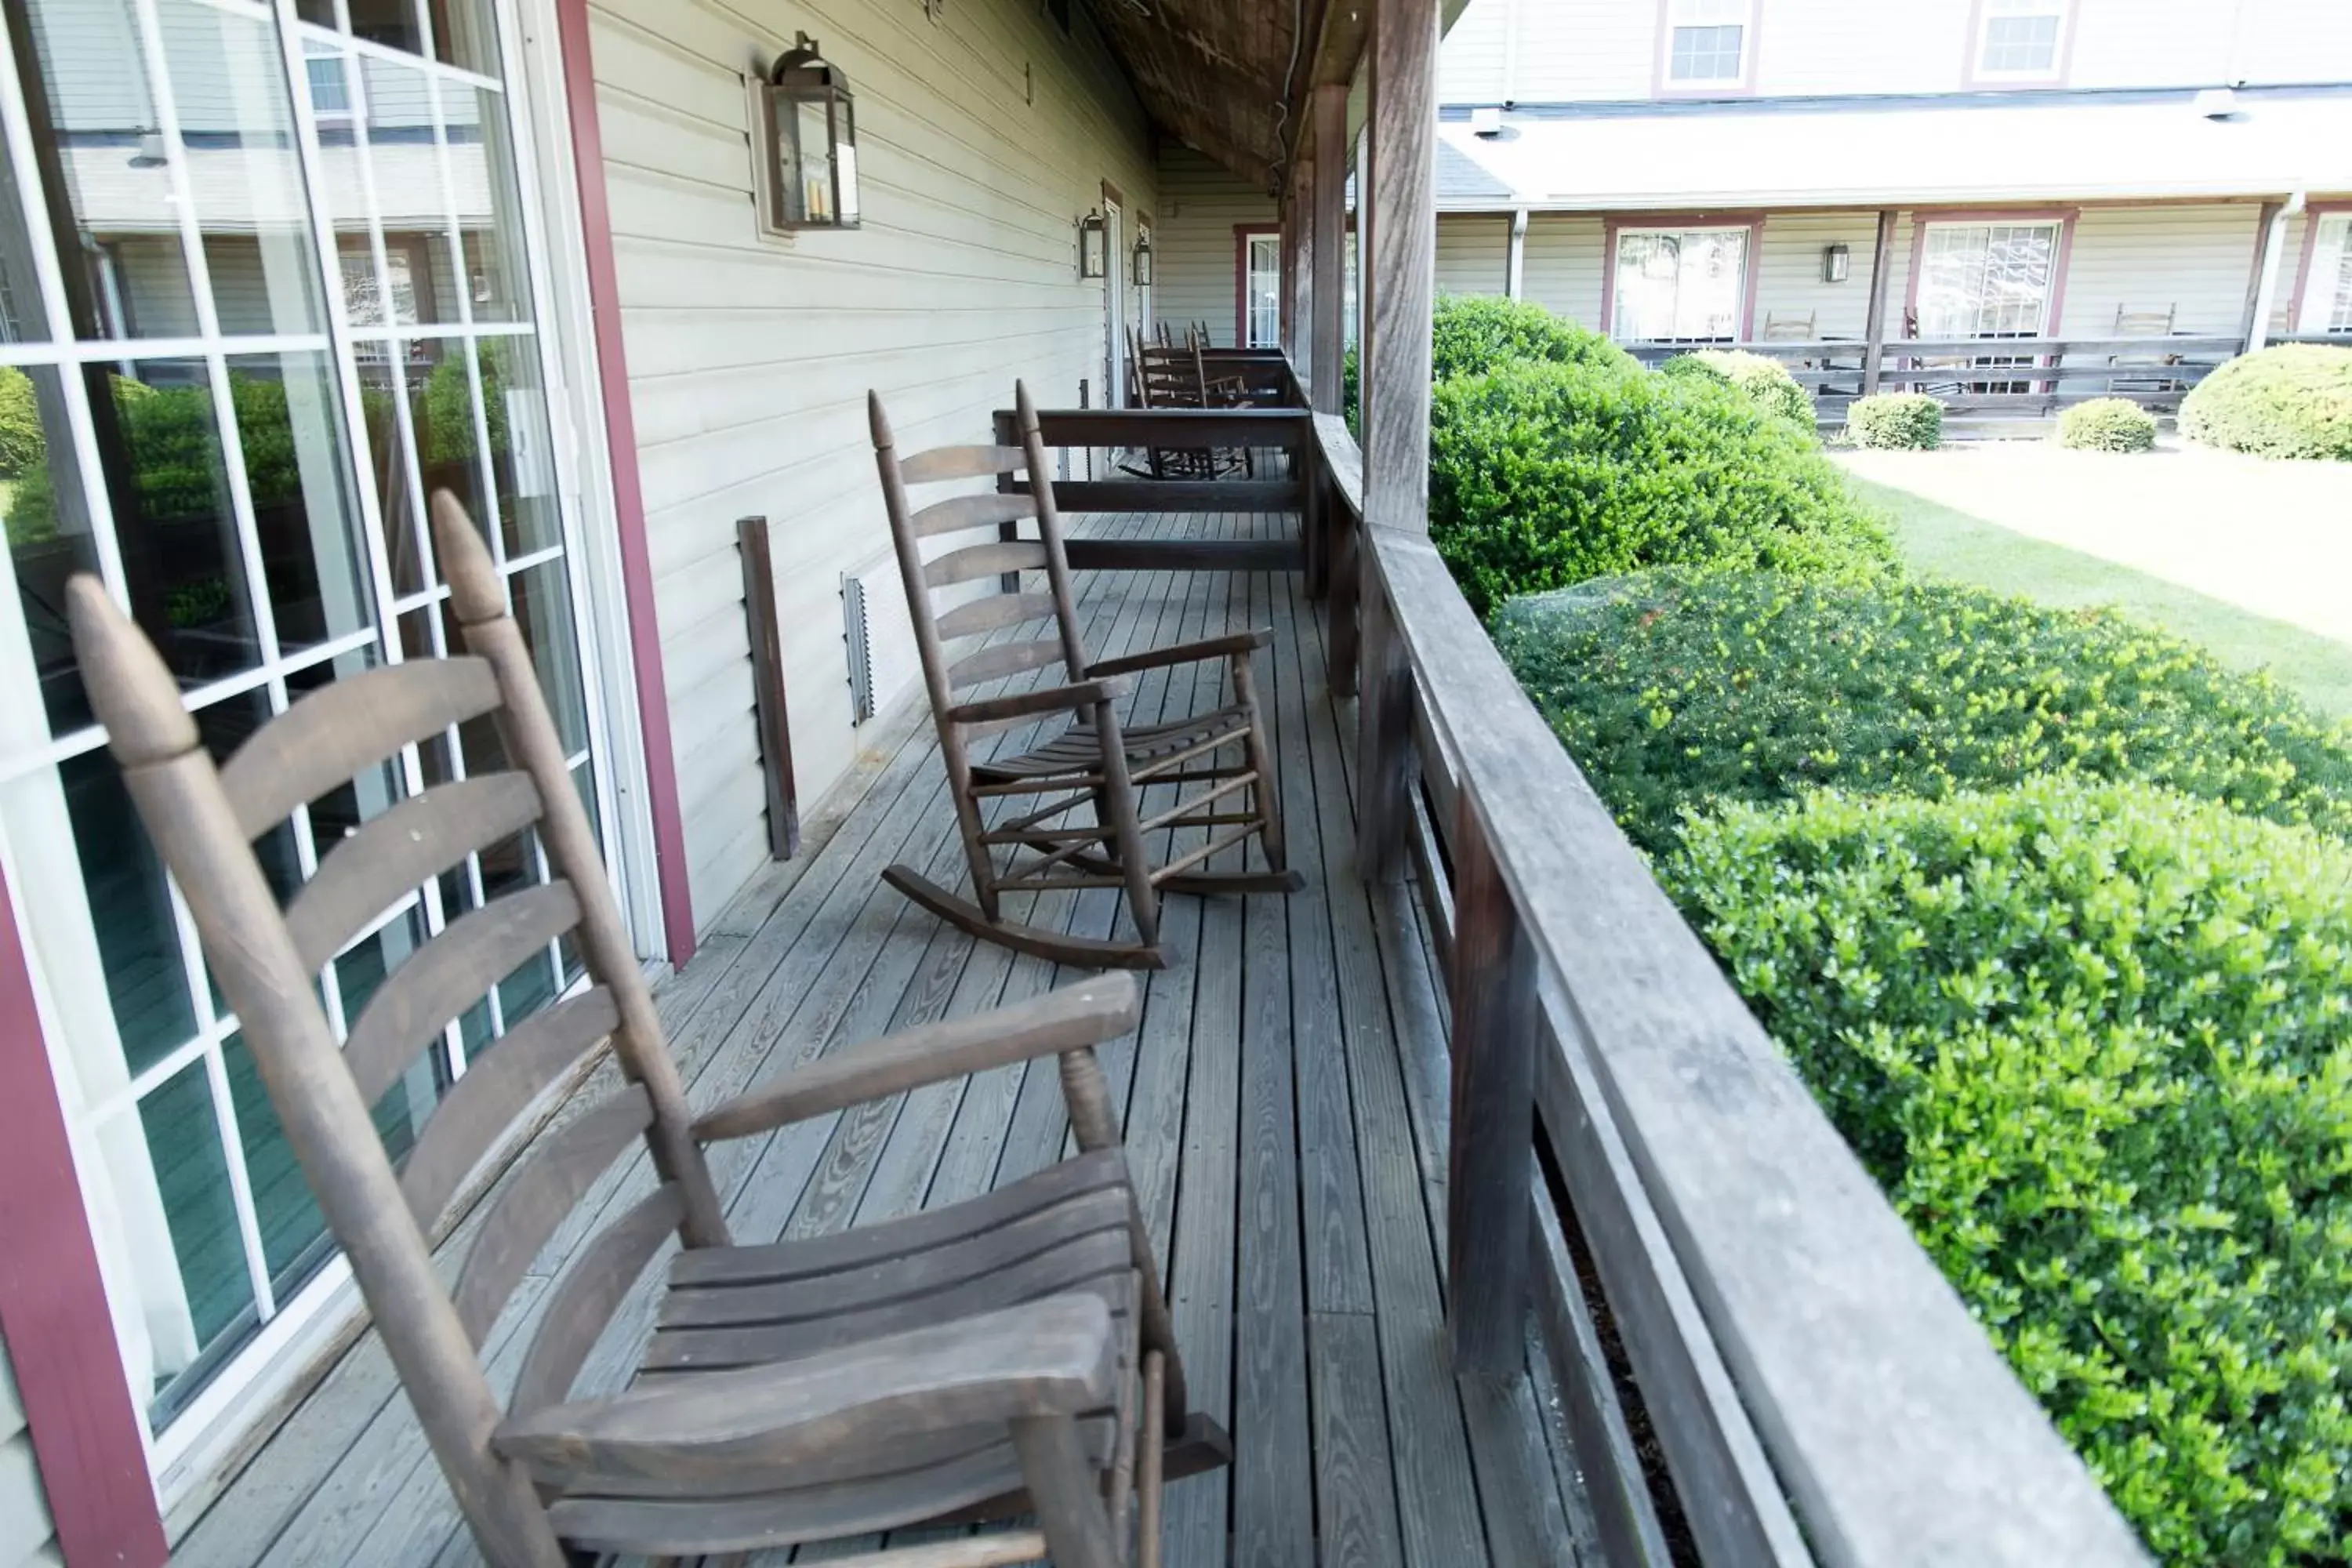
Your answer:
(1086, 629), (1273, 680)
(493, 1294), (1120, 1485)
(692, 975), (1142, 1142)
(946, 676), (1128, 728)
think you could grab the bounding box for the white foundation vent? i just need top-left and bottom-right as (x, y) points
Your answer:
(841, 554), (918, 724)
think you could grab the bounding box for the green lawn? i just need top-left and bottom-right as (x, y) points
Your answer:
(1854, 475), (2352, 721)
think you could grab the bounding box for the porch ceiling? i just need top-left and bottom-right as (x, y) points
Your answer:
(1091, 0), (1319, 194)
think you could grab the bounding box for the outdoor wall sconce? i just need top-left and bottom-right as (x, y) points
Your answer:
(1133, 230), (1154, 285)
(1822, 242), (1851, 283)
(757, 33), (858, 232)
(1077, 210), (1109, 278)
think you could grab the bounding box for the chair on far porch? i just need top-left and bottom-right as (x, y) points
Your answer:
(66, 495), (1229, 1567)
(2109, 303), (2183, 394)
(1762, 309), (1817, 341)
(869, 379), (1301, 971)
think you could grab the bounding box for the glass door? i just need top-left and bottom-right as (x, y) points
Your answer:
(0, 0), (621, 1478)
(1915, 220), (2062, 392)
(1610, 227), (1748, 343)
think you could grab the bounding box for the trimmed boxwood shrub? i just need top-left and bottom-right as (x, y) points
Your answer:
(2057, 396), (2158, 453)
(2180, 343), (2352, 461)
(1662, 779), (2352, 1565)
(1491, 568), (2352, 855)
(1428, 361), (1893, 615)
(1846, 391), (1943, 449)
(1660, 348), (1813, 430)
(1428, 292), (1635, 383)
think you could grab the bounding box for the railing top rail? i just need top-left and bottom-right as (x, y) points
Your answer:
(1302, 394), (2144, 1566)
(1624, 335), (2241, 358)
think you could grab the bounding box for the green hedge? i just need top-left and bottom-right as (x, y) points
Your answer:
(1491, 568), (2352, 855)
(1846, 391), (1943, 449)
(2180, 343), (2352, 461)
(1428, 361), (1893, 616)
(1663, 779), (2352, 1565)
(1661, 348), (1813, 429)
(2058, 396), (2158, 453)
(1428, 292), (1634, 383)
(0, 365), (42, 477)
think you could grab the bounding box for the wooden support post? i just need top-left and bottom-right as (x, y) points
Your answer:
(1309, 83), (1348, 419)
(2241, 197), (2292, 352)
(1354, 563), (1412, 880)
(1286, 162), (1314, 388)
(1446, 800), (1536, 1374)
(1860, 207), (1896, 397)
(736, 516), (799, 858)
(1363, 0), (1439, 536)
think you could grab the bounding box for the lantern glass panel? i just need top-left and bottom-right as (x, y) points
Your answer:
(1080, 220), (1106, 278)
(796, 97), (834, 223)
(834, 98), (859, 223)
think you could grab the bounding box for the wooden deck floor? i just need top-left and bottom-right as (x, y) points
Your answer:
(169, 510), (1591, 1566)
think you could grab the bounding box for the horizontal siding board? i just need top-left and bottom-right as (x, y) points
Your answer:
(592, 0), (1155, 928)
(2060, 203), (2264, 336)
(1436, 214), (1510, 296)
(1521, 213), (1606, 325)
(1153, 144), (1276, 347)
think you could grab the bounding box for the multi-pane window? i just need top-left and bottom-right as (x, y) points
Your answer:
(1611, 227), (1750, 341)
(0, 0), (613, 1465)
(1665, 0), (1750, 85)
(2298, 214), (2352, 336)
(1915, 220), (2063, 391)
(1244, 231), (1280, 347)
(1976, 0), (2066, 78)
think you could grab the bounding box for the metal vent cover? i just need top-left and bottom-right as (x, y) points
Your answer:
(840, 554), (917, 724)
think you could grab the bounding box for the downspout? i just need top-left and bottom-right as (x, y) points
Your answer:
(1506, 207), (1528, 299)
(2245, 190), (2305, 351)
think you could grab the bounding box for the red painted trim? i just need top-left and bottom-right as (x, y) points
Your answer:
(1653, 0), (1761, 98)
(1902, 207), (2078, 337)
(2285, 201), (2352, 334)
(1961, 0), (2076, 89)
(554, 0), (695, 965)
(1600, 212), (1766, 340)
(1233, 223), (1278, 349)
(0, 866), (168, 1568)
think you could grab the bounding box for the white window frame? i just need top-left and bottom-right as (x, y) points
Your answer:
(1972, 0), (2069, 82)
(1610, 223), (1752, 343)
(1243, 230), (1281, 348)
(1659, 0), (1755, 93)
(2296, 212), (2352, 336)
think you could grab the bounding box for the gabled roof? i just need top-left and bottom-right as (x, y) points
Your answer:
(1435, 86), (2352, 209)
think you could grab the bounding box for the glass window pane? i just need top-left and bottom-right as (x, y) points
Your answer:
(347, 0), (426, 56)
(159, 0), (328, 338)
(21, 0), (201, 340)
(479, 336), (559, 557)
(0, 123), (52, 343)
(225, 350), (372, 650)
(96, 359), (262, 685)
(400, 336), (488, 586)
(59, 745), (198, 1073)
(429, 0), (503, 76)
(448, 85), (530, 321)
(510, 558), (589, 754)
(137, 1059), (254, 1355)
(361, 56), (460, 326)
(4, 365), (104, 738)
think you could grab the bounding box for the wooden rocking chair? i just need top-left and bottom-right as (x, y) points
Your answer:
(66, 495), (1227, 1566)
(869, 380), (1301, 971)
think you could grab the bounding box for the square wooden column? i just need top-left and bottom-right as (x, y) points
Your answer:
(1309, 83), (1348, 418)
(1361, 0), (1437, 535)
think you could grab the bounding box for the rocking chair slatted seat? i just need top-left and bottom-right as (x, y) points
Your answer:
(869, 380), (1301, 971)
(67, 494), (1226, 1567)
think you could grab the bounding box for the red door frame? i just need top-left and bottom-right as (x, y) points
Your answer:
(0, 863), (169, 1568)
(554, 0), (699, 967)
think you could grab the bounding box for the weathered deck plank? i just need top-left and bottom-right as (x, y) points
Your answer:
(169, 509), (1581, 1568)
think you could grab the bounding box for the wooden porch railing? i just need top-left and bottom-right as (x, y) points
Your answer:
(1624, 333), (2244, 423)
(1295, 390), (2150, 1566)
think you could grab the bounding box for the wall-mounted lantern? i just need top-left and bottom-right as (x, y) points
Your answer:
(1076, 210), (1109, 278)
(758, 34), (858, 231)
(1822, 242), (1851, 283)
(1132, 230), (1154, 286)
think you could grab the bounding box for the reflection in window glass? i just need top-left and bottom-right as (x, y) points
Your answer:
(4, 365), (105, 737)
(58, 745), (198, 1073)
(448, 85), (530, 321)
(361, 55), (462, 326)
(21, 0), (200, 339)
(0, 129), (50, 343)
(511, 560), (590, 755)
(94, 360), (260, 686)
(481, 336), (559, 557)
(137, 1062), (254, 1405)
(224, 351), (372, 651)
(430, 0), (502, 76)
(347, 0), (426, 56)
(388, 337), (490, 589)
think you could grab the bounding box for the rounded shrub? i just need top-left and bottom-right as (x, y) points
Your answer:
(1427, 292), (1635, 383)
(2056, 396), (2158, 452)
(1662, 779), (2352, 1565)
(2179, 343), (2352, 461)
(1660, 348), (1813, 430)
(1846, 391), (1943, 449)
(1491, 568), (2352, 855)
(1428, 361), (1893, 616)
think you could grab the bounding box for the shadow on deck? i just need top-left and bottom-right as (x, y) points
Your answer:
(167, 509), (1588, 1566)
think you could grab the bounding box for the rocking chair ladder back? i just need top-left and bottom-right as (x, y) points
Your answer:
(67, 494), (1221, 1566)
(868, 380), (1298, 971)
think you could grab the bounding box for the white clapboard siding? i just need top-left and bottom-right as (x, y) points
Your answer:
(1436, 214), (1512, 297)
(1519, 213), (1606, 325)
(1152, 145), (1276, 347)
(0, 1340), (56, 1568)
(1737, 0), (1971, 97)
(1754, 211), (1889, 339)
(2059, 203), (2266, 336)
(590, 0), (1156, 928)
